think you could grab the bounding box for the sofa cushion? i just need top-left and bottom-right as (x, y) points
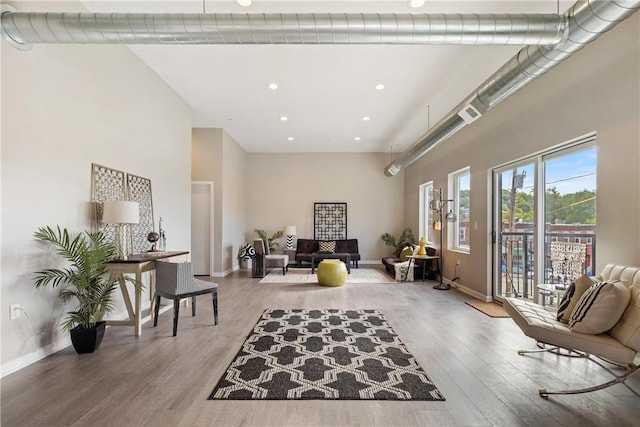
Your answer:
(556, 274), (596, 323)
(318, 241), (336, 253)
(296, 239), (319, 254)
(569, 281), (630, 334)
(611, 284), (640, 351)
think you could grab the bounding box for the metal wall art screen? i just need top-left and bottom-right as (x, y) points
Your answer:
(91, 163), (154, 254)
(314, 202), (347, 240)
(126, 173), (154, 254)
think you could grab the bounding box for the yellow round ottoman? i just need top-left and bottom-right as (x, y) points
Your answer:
(316, 259), (348, 287)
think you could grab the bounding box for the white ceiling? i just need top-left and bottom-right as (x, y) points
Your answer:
(80, 1), (574, 153)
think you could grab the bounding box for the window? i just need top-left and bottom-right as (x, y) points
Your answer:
(450, 167), (470, 251)
(419, 182), (434, 243)
(493, 134), (596, 299)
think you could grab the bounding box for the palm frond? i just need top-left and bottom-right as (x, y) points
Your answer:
(33, 225), (124, 330)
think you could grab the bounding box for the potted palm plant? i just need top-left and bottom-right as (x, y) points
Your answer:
(33, 226), (142, 354)
(254, 228), (284, 253)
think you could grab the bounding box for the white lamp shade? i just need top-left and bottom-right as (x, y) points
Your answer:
(102, 200), (139, 224)
(284, 225), (297, 235)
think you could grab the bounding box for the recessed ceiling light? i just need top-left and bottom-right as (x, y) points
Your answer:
(280, 116), (288, 121)
(236, 0), (252, 7)
(375, 84), (385, 90)
(355, 137), (361, 141)
(288, 137), (294, 141)
(268, 82), (278, 90)
(363, 116), (371, 121)
(408, 0), (425, 8)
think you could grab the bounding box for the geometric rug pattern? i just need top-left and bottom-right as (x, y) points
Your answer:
(209, 309), (445, 401)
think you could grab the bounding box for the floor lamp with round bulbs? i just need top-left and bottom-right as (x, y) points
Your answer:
(430, 189), (457, 290)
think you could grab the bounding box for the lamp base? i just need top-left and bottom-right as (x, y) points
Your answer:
(433, 283), (450, 291)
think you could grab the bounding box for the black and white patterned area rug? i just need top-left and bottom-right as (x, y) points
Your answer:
(209, 309), (445, 401)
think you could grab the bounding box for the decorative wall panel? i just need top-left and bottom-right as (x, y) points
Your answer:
(91, 163), (154, 254)
(314, 202), (347, 240)
(127, 173), (154, 253)
(91, 163), (126, 244)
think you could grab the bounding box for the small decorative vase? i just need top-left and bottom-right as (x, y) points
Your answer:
(418, 237), (427, 256)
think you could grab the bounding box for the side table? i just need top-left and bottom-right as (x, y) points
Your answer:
(407, 255), (441, 283)
(284, 248), (297, 266)
(537, 283), (568, 309)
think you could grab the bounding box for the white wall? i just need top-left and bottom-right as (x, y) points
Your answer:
(192, 128), (224, 272)
(192, 128), (247, 274)
(222, 131), (247, 272)
(403, 14), (640, 298)
(1, 1), (192, 374)
(245, 153), (405, 262)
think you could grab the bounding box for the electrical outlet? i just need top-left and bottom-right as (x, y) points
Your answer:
(456, 260), (461, 267)
(10, 304), (22, 320)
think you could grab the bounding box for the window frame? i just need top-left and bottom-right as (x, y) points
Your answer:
(419, 181), (434, 244)
(449, 166), (471, 252)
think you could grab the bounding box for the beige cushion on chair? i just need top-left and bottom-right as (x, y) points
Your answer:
(569, 281), (630, 334)
(611, 285), (640, 351)
(556, 274), (596, 323)
(504, 297), (637, 364)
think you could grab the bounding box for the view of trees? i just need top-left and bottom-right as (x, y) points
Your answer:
(501, 187), (596, 225)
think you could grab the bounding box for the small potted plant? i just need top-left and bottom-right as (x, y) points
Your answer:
(254, 228), (284, 253)
(33, 226), (142, 354)
(381, 229), (415, 257)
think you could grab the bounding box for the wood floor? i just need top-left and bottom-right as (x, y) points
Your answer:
(2, 268), (639, 427)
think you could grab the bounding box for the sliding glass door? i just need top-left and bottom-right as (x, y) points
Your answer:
(494, 162), (536, 299)
(493, 137), (596, 301)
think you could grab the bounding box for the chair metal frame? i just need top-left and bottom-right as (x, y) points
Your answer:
(518, 341), (640, 398)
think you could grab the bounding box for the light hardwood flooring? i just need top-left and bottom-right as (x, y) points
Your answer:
(2, 268), (639, 427)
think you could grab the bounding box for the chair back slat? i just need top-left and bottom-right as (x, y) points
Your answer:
(156, 261), (195, 293)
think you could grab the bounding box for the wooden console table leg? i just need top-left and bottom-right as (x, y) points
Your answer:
(134, 266), (143, 337)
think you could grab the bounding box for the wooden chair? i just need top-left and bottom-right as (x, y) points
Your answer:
(153, 260), (218, 336)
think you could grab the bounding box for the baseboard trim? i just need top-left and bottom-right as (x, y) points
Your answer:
(1, 302), (171, 378)
(449, 280), (491, 301)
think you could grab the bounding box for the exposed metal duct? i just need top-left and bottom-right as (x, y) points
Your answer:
(384, 0), (640, 176)
(0, 11), (566, 49)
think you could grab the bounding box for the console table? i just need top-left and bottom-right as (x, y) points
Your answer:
(106, 251), (189, 336)
(311, 252), (351, 274)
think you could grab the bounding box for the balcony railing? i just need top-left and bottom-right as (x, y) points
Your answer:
(500, 231), (596, 301)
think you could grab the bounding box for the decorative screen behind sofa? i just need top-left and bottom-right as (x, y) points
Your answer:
(314, 202), (347, 240)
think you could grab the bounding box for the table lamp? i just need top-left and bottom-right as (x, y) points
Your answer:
(102, 200), (139, 260)
(284, 225), (297, 250)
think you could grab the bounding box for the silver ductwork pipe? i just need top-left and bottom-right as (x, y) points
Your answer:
(384, 0), (640, 176)
(0, 11), (566, 48)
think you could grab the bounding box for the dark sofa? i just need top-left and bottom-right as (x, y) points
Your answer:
(295, 238), (361, 268)
(381, 246), (438, 279)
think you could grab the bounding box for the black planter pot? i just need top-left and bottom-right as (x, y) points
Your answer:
(70, 321), (106, 354)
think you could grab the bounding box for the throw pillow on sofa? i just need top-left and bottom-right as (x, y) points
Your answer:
(569, 280), (630, 334)
(318, 241), (336, 253)
(611, 284), (640, 352)
(556, 274), (596, 323)
(399, 246), (414, 262)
